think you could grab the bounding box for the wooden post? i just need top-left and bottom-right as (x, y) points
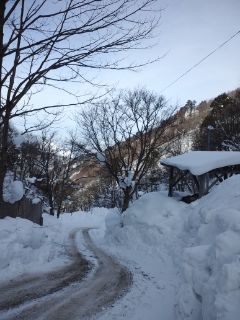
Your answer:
(198, 174), (207, 198)
(168, 167), (174, 197)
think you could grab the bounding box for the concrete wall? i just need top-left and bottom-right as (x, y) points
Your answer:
(0, 196), (43, 225)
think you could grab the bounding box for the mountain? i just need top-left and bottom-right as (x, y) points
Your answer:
(68, 88), (240, 210)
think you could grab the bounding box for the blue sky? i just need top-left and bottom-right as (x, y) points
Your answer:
(14, 0), (240, 134)
(102, 0), (240, 105)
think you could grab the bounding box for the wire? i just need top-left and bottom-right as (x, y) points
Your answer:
(160, 29), (240, 93)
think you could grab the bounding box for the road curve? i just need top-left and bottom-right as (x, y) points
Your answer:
(0, 229), (132, 320)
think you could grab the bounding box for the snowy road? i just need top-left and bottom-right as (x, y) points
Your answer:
(0, 229), (132, 320)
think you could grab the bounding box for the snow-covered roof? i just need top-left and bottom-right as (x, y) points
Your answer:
(160, 151), (240, 175)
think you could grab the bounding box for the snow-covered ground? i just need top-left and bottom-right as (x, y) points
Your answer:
(92, 193), (187, 320)
(1, 175), (240, 319)
(0, 208), (110, 282)
(179, 175), (240, 320)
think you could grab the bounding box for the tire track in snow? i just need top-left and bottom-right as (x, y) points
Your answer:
(0, 228), (132, 320)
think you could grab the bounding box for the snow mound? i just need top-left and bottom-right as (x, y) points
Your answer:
(0, 216), (66, 281)
(0, 208), (112, 282)
(179, 175), (240, 320)
(92, 191), (188, 320)
(3, 174), (24, 204)
(124, 192), (186, 232)
(101, 192), (187, 250)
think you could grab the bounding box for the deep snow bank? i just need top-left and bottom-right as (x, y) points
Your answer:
(179, 175), (240, 320)
(93, 192), (187, 320)
(0, 208), (110, 281)
(96, 192), (187, 255)
(0, 216), (68, 281)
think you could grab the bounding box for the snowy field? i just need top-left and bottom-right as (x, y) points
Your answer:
(1, 175), (240, 319)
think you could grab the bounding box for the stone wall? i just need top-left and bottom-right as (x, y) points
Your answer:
(0, 196), (43, 225)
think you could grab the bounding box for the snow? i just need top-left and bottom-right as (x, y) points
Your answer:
(161, 151), (240, 175)
(3, 173), (24, 204)
(118, 170), (135, 189)
(180, 175), (240, 320)
(0, 216), (65, 281)
(1, 175), (240, 319)
(32, 197), (41, 204)
(0, 208), (110, 282)
(26, 177), (37, 184)
(12, 131), (24, 148)
(92, 193), (187, 320)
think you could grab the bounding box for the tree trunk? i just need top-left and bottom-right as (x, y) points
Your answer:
(121, 188), (132, 212)
(0, 0), (7, 208)
(0, 113), (11, 206)
(0, 1), (6, 99)
(48, 189), (54, 216)
(56, 179), (67, 218)
(57, 204), (62, 218)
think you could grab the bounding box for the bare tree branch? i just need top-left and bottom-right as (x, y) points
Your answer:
(79, 89), (173, 212)
(0, 0), (161, 204)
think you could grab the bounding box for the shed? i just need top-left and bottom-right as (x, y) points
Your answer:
(160, 151), (240, 198)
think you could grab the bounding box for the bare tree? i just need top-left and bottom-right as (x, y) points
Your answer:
(35, 131), (60, 215)
(80, 89), (173, 212)
(29, 130), (86, 216)
(55, 134), (87, 217)
(0, 0), (160, 206)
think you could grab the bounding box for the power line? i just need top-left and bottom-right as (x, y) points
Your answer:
(160, 29), (240, 93)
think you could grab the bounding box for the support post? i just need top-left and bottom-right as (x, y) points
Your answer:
(168, 167), (174, 197)
(198, 174), (207, 198)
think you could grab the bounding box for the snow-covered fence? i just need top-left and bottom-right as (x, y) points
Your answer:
(0, 196), (42, 225)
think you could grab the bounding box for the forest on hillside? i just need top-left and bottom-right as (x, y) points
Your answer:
(1, 88), (240, 216)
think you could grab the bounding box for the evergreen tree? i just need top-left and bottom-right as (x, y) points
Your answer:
(193, 92), (240, 151)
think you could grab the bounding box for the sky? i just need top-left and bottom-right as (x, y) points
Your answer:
(101, 0), (240, 104)
(13, 0), (240, 134)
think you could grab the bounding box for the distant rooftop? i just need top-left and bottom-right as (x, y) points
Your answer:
(161, 151), (240, 175)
